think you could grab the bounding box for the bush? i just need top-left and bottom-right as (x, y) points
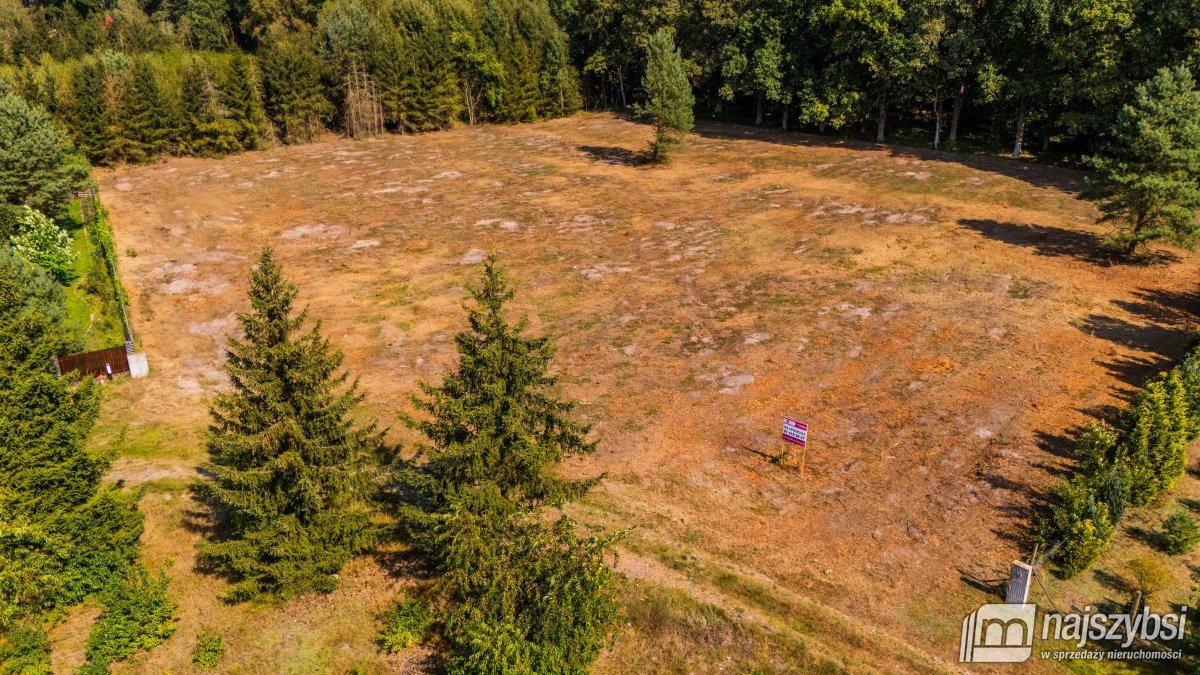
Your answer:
(1075, 420), (1119, 473)
(191, 626), (223, 670)
(9, 207), (75, 283)
(1093, 466), (1129, 523)
(1047, 477), (1115, 579)
(0, 623), (51, 673)
(378, 596), (433, 653)
(1121, 372), (1189, 506)
(1161, 512), (1200, 555)
(80, 568), (177, 674)
(1126, 557), (1172, 604)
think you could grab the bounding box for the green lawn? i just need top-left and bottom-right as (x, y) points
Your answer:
(61, 200), (128, 351)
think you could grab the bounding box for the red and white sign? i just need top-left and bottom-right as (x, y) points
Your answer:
(782, 417), (808, 446)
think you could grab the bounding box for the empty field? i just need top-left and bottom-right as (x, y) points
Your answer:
(91, 113), (1200, 671)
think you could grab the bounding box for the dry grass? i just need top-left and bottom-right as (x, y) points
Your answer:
(83, 113), (1200, 671)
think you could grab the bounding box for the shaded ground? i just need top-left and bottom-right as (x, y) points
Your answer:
(90, 113), (1200, 671)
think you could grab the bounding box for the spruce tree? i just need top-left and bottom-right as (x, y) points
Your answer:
(399, 256), (598, 535)
(260, 29), (333, 144)
(219, 54), (265, 151)
(641, 29), (694, 161)
(497, 43), (540, 123)
(124, 59), (178, 161)
(375, 32), (462, 132)
(68, 60), (109, 163)
(197, 247), (379, 601)
(179, 61), (239, 157)
(396, 257), (618, 671)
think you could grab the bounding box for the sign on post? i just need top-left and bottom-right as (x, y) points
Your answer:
(782, 417), (808, 446)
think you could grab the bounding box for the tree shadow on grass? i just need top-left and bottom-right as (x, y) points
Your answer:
(1179, 498), (1200, 512)
(1093, 568), (1134, 596)
(691, 120), (1087, 193)
(1034, 430), (1079, 461)
(959, 568), (1007, 598)
(957, 219), (1181, 267)
(958, 219), (1117, 265)
(578, 145), (650, 166)
(1126, 524), (1168, 553)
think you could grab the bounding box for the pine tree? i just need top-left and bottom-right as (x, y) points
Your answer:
(219, 54), (266, 151)
(0, 84), (89, 219)
(123, 59), (178, 161)
(1089, 66), (1200, 255)
(641, 29), (694, 161)
(197, 247), (379, 601)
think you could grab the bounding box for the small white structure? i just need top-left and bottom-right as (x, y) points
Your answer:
(128, 352), (149, 379)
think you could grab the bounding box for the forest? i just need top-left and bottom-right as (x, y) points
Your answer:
(0, 0), (1196, 163)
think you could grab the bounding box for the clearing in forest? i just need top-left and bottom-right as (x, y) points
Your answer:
(91, 113), (1200, 672)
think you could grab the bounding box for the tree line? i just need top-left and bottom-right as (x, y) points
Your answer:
(0, 82), (177, 671)
(2, 0), (1198, 162)
(553, 0), (1200, 158)
(0, 0), (582, 162)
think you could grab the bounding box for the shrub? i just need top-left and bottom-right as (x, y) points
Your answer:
(9, 207), (75, 283)
(80, 568), (177, 674)
(1047, 476), (1115, 579)
(1161, 512), (1200, 555)
(1093, 465), (1129, 523)
(1126, 557), (1172, 605)
(1121, 373), (1189, 506)
(191, 626), (223, 670)
(1075, 420), (1119, 473)
(378, 596), (433, 653)
(0, 623), (51, 673)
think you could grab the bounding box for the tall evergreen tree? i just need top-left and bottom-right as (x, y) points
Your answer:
(1089, 66), (1200, 255)
(219, 54), (266, 151)
(497, 43), (541, 123)
(375, 31), (462, 132)
(641, 29), (694, 161)
(67, 60), (109, 163)
(395, 257), (618, 672)
(123, 59), (178, 161)
(197, 247), (379, 601)
(398, 257), (597, 534)
(179, 60), (244, 157)
(260, 29), (334, 144)
(0, 83), (89, 219)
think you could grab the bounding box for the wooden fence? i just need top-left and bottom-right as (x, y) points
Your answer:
(56, 343), (132, 379)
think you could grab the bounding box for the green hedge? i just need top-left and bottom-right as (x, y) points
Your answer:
(1043, 338), (1200, 577)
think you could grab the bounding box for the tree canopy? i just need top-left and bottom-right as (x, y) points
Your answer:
(1089, 66), (1200, 255)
